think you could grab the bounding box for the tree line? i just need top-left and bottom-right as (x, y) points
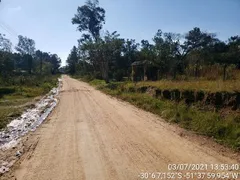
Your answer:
(0, 33), (61, 84)
(66, 0), (239, 82)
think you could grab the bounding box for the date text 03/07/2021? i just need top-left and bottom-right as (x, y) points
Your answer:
(138, 164), (240, 179)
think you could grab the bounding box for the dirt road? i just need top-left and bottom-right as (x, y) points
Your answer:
(13, 76), (239, 180)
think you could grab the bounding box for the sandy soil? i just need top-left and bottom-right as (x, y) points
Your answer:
(2, 75), (239, 180)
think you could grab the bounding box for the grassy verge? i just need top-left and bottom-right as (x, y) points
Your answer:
(0, 75), (60, 129)
(78, 77), (240, 150)
(125, 80), (240, 93)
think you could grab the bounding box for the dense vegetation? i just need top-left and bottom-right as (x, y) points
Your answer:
(0, 34), (61, 84)
(0, 33), (61, 129)
(66, 0), (240, 82)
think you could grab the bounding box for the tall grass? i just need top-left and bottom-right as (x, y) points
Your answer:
(132, 80), (240, 93)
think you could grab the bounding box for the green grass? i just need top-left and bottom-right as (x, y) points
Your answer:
(85, 79), (240, 150)
(89, 79), (107, 86)
(0, 107), (24, 129)
(0, 75), (60, 130)
(127, 79), (240, 93)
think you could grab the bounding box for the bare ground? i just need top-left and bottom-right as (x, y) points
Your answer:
(1, 75), (239, 180)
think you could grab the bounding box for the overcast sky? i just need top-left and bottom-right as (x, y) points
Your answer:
(0, 0), (239, 66)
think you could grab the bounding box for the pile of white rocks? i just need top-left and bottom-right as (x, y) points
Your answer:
(0, 86), (59, 151)
(0, 79), (61, 175)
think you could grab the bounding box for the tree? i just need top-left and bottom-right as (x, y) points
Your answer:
(15, 35), (36, 74)
(72, 0), (105, 41)
(49, 54), (61, 74)
(228, 36), (240, 69)
(211, 36), (240, 80)
(35, 50), (43, 74)
(183, 27), (217, 77)
(101, 31), (123, 82)
(122, 39), (139, 65)
(163, 32), (184, 79)
(67, 46), (78, 75)
(151, 30), (183, 79)
(72, 0), (108, 80)
(183, 27), (216, 53)
(140, 39), (155, 62)
(153, 30), (172, 77)
(15, 35), (35, 55)
(0, 34), (14, 78)
(78, 34), (100, 75)
(120, 39), (139, 79)
(0, 52), (14, 78)
(35, 50), (57, 74)
(70, 7), (240, 82)
(0, 33), (12, 52)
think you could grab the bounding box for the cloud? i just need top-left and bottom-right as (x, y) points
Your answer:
(7, 6), (22, 13)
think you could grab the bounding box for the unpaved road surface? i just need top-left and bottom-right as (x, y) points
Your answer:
(11, 76), (239, 180)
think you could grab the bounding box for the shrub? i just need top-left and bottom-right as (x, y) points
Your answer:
(162, 90), (171, 100)
(113, 70), (125, 81)
(0, 87), (15, 98)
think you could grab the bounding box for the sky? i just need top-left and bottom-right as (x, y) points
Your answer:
(0, 0), (239, 66)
